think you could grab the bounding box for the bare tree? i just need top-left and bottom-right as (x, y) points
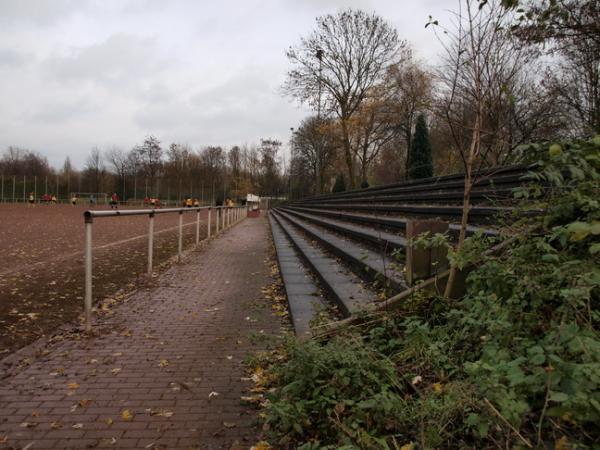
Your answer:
(284, 9), (404, 188)
(85, 147), (104, 193)
(134, 135), (163, 196)
(0, 146), (52, 177)
(432, 0), (514, 297)
(384, 55), (435, 177)
(258, 139), (282, 196)
(292, 116), (337, 194)
(347, 90), (398, 186)
(105, 147), (128, 197)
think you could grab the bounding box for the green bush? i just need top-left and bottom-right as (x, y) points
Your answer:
(260, 137), (600, 449)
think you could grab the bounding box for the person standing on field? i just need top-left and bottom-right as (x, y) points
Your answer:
(110, 192), (119, 209)
(28, 192), (35, 208)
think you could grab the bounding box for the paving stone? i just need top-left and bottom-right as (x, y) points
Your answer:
(0, 217), (280, 450)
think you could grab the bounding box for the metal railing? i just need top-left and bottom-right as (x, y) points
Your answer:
(82, 205), (247, 331)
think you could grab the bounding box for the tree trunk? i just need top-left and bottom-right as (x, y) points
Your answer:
(444, 114), (480, 299)
(404, 128), (412, 179)
(341, 119), (355, 189)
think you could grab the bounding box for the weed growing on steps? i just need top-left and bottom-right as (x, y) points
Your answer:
(252, 137), (600, 449)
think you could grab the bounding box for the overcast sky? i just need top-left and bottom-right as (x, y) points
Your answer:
(0, 0), (452, 169)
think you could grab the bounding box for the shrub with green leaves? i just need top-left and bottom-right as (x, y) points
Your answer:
(260, 137), (600, 449)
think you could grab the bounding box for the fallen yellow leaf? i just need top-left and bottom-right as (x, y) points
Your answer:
(158, 359), (169, 368)
(67, 382), (80, 390)
(555, 436), (570, 450)
(121, 409), (134, 421)
(78, 399), (92, 407)
(432, 382), (443, 394)
(250, 442), (271, 450)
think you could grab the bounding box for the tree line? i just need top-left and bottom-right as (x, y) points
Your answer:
(0, 137), (286, 203)
(1, 0), (597, 201)
(285, 0), (599, 197)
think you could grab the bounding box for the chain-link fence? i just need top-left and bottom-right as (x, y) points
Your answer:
(0, 173), (244, 206)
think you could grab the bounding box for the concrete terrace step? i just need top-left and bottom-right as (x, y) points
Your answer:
(279, 206), (407, 253)
(309, 187), (516, 205)
(271, 211), (380, 316)
(285, 206), (500, 238)
(274, 209), (407, 293)
(300, 172), (525, 203)
(269, 213), (325, 339)
(294, 202), (514, 222)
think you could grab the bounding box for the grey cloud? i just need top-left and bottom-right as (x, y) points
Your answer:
(44, 34), (165, 88)
(27, 97), (98, 125)
(0, 49), (31, 67)
(0, 0), (80, 26)
(0, 0), (450, 170)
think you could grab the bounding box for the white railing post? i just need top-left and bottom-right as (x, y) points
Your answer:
(195, 208), (201, 245)
(207, 207), (212, 238)
(147, 212), (155, 275)
(178, 211), (183, 262)
(84, 215), (93, 332)
(221, 207), (225, 230)
(216, 208), (220, 234)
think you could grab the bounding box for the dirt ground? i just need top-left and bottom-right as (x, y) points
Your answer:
(0, 204), (215, 355)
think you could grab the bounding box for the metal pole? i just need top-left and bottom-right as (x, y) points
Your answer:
(34, 176), (37, 200)
(178, 211), (183, 262)
(23, 175), (26, 202)
(216, 208), (220, 234)
(1, 174), (3, 202)
(207, 208), (212, 238)
(147, 212), (155, 275)
(56, 174), (59, 201)
(12, 176), (15, 202)
(221, 206), (225, 230)
(84, 216), (93, 332)
(195, 209), (200, 245)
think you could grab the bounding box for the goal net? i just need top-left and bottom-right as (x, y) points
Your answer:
(69, 192), (108, 205)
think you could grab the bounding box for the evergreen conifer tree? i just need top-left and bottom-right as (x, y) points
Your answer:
(408, 114), (433, 179)
(332, 174), (346, 192)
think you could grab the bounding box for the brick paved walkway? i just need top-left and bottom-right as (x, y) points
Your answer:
(0, 217), (281, 450)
